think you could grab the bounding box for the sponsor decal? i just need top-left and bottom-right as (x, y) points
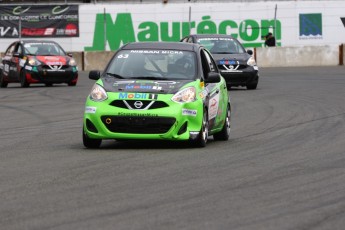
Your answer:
(85, 106), (97, 113)
(46, 62), (63, 65)
(182, 109), (197, 116)
(130, 50), (184, 55)
(199, 89), (208, 99)
(25, 65), (33, 71)
(119, 92), (158, 100)
(52, 6), (70, 15)
(21, 28), (55, 36)
(12, 6), (31, 15)
(219, 60), (237, 65)
(118, 112), (158, 117)
(299, 13), (322, 40)
(0, 27), (19, 37)
(4, 64), (9, 72)
(220, 60), (241, 72)
(198, 37), (233, 41)
(125, 85), (152, 90)
(113, 80), (135, 86)
(0, 5), (79, 38)
(208, 94), (219, 119)
(19, 59), (26, 67)
(84, 13), (281, 51)
(154, 81), (177, 85)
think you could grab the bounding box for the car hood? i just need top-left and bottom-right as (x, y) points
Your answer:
(211, 53), (250, 64)
(33, 55), (69, 65)
(101, 77), (194, 94)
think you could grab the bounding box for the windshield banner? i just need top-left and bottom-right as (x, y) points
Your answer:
(0, 5), (79, 38)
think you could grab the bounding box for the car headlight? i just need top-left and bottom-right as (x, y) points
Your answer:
(89, 84), (108, 101)
(171, 86), (196, 103)
(28, 57), (41, 66)
(69, 58), (77, 66)
(247, 56), (257, 66)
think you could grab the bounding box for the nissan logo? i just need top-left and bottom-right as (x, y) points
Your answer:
(134, 101), (143, 109)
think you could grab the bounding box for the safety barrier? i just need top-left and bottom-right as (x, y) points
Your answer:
(1, 44), (345, 71)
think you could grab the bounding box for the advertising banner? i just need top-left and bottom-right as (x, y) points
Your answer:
(0, 5), (79, 38)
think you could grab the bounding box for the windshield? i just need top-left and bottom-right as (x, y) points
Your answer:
(24, 42), (66, 56)
(106, 49), (196, 80)
(197, 37), (245, 54)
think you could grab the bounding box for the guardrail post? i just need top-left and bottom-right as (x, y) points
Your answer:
(339, 44), (343, 66)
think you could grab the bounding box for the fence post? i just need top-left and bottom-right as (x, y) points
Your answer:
(339, 44), (343, 66)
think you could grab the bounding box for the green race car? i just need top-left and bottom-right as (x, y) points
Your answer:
(83, 42), (231, 148)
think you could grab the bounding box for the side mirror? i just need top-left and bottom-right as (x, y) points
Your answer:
(247, 50), (253, 55)
(13, 52), (23, 58)
(89, 70), (101, 80)
(205, 72), (220, 83)
(67, 53), (73, 57)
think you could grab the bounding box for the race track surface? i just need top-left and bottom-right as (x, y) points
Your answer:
(1, 66), (345, 230)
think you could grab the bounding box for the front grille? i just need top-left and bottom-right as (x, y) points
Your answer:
(101, 116), (176, 134)
(218, 64), (247, 71)
(41, 65), (70, 70)
(110, 100), (169, 110)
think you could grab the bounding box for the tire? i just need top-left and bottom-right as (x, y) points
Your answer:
(213, 104), (231, 141)
(246, 82), (257, 90)
(68, 82), (77, 86)
(83, 128), (102, 149)
(194, 109), (208, 147)
(20, 70), (29, 88)
(0, 71), (8, 88)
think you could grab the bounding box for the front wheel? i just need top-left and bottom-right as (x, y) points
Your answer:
(20, 70), (29, 88)
(0, 71), (8, 88)
(193, 109), (208, 147)
(68, 82), (77, 86)
(246, 83), (257, 90)
(213, 104), (231, 141)
(83, 128), (102, 148)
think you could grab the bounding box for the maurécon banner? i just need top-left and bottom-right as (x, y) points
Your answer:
(0, 5), (79, 38)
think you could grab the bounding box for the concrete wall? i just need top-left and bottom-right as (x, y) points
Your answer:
(1, 45), (344, 71)
(80, 45), (344, 71)
(255, 45), (340, 67)
(83, 51), (115, 71)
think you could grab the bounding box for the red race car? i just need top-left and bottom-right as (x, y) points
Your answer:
(0, 40), (78, 88)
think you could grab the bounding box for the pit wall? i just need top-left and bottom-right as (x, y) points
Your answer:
(1, 44), (344, 71)
(255, 45), (342, 67)
(71, 44), (345, 71)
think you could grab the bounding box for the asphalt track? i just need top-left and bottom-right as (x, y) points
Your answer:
(1, 66), (345, 230)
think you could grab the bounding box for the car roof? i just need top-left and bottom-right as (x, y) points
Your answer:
(18, 40), (59, 45)
(191, 34), (235, 39)
(122, 42), (201, 52)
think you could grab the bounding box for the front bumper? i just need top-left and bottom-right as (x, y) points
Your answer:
(83, 93), (203, 141)
(220, 66), (258, 87)
(26, 65), (78, 84)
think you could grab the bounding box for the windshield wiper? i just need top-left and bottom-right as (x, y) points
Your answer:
(106, 73), (125, 79)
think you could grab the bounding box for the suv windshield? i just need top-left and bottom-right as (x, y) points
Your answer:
(197, 37), (245, 54)
(107, 49), (196, 80)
